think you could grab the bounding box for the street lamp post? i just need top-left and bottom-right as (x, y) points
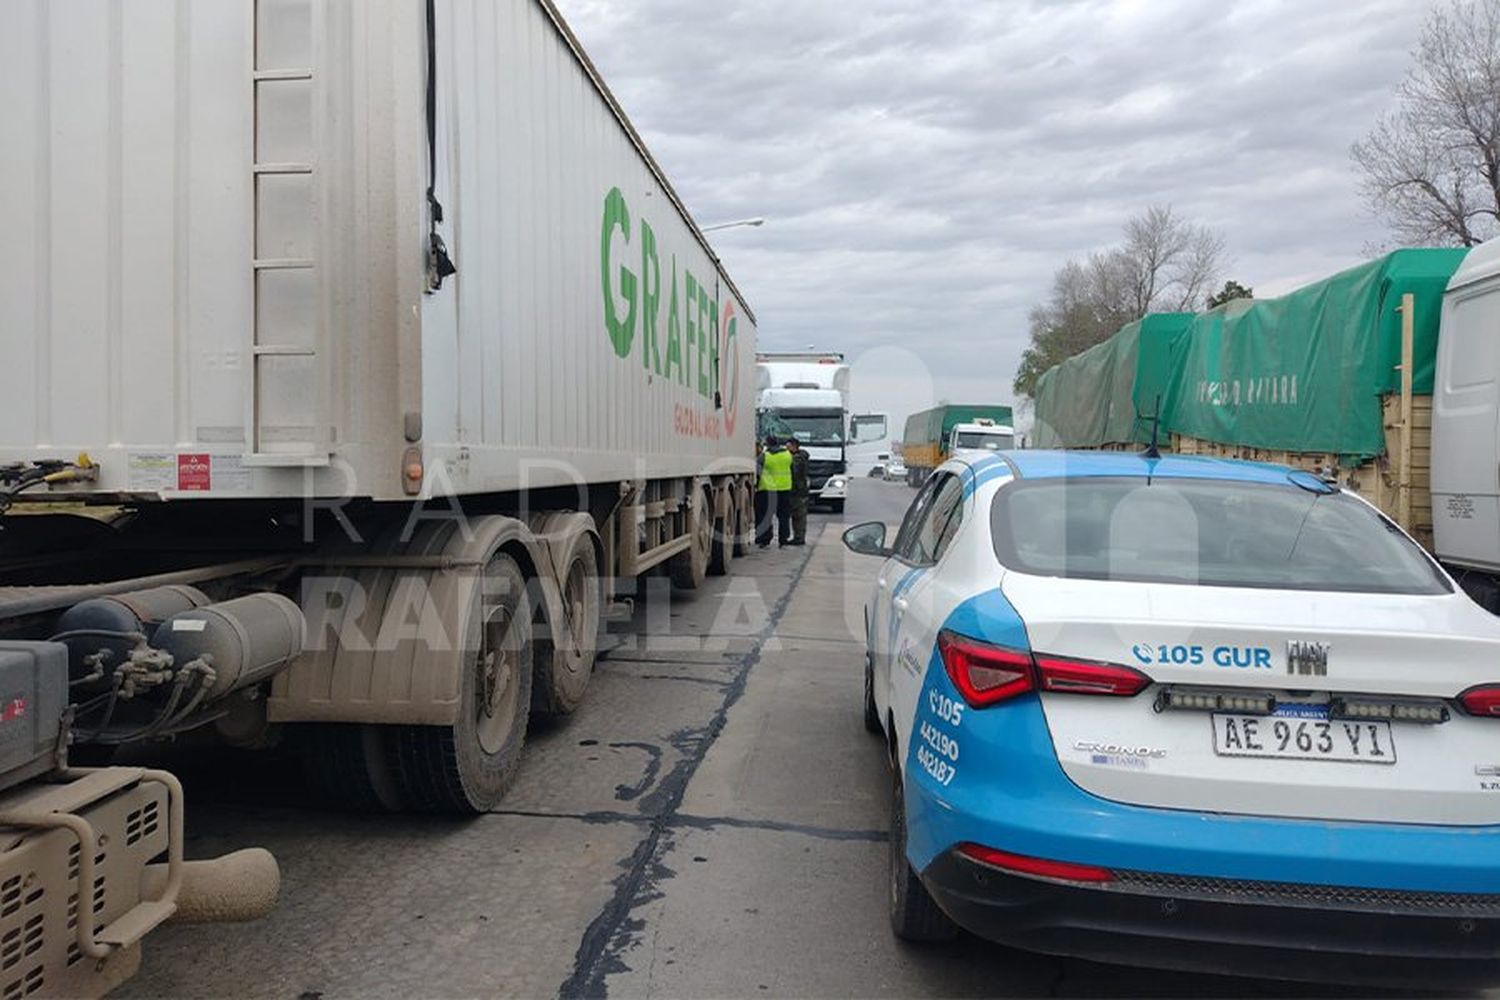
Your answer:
(700, 218), (765, 233)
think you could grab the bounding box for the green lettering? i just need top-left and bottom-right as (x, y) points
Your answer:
(640, 220), (661, 373)
(697, 285), (712, 398)
(665, 257), (683, 382)
(683, 271), (698, 388)
(707, 293), (720, 401)
(600, 188), (637, 358)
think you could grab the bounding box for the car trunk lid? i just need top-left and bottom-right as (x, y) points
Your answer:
(1000, 573), (1500, 825)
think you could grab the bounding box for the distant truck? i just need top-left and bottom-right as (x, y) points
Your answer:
(1030, 240), (1500, 612)
(756, 353), (875, 512)
(900, 406), (1016, 486)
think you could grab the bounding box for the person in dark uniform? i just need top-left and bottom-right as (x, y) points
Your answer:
(787, 438), (810, 546)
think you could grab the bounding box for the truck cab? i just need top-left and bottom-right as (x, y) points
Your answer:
(946, 418), (1015, 461)
(755, 354), (854, 512)
(756, 389), (849, 509)
(847, 413), (891, 479)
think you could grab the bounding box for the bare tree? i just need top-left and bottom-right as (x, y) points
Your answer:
(1013, 206), (1225, 397)
(1121, 205), (1226, 314)
(1352, 0), (1500, 247)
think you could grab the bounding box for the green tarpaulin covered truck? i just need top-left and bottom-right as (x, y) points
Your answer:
(1031, 313), (1195, 449)
(1028, 248), (1470, 546)
(902, 404), (1015, 485)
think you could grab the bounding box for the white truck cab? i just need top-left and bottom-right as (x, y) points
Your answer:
(946, 418), (1015, 462)
(756, 354), (858, 511)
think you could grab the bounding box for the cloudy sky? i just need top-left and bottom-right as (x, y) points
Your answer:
(555, 0), (1435, 433)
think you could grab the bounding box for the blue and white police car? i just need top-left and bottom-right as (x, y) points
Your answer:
(843, 450), (1500, 986)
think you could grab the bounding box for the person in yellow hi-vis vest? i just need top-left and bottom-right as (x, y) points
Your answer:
(757, 434), (793, 548)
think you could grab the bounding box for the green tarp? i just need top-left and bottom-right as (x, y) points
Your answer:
(1161, 249), (1466, 459)
(1031, 313), (1194, 448)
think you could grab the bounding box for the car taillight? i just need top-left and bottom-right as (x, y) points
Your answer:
(955, 843), (1114, 884)
(1033, 653), (1151, 697)
(937, 631), (1151, 708)
(938, 631), (1032, 707)
(1458, 684), (1500, 717)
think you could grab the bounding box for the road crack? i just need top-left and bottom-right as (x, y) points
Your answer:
(558, 527), (824, 999)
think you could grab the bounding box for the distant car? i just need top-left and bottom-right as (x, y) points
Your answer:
(844, 449), (1500, 988)
(883, 458), (907, 482)
(869, 464), (887, 478)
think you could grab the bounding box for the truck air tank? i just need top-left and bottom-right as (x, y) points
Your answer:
(55, 585), (211, 680)
(151, 594), (305, 700)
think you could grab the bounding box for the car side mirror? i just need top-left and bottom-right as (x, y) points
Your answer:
(842, 521), (891, 557)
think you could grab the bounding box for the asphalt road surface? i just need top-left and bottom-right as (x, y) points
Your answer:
(121, 479), (1392, 998)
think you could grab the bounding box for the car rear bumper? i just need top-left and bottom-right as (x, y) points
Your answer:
(902, 690), (1500, 894)
(923, 848), (1500, 988)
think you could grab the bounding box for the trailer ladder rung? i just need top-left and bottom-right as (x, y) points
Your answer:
(252, 345), (317, 358)
(253, 68), (313, 82)
(253, 163), (314, 176)
(253, 258), (315, 271)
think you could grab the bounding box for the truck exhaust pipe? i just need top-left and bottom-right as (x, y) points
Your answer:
(142, 847), (281, 925)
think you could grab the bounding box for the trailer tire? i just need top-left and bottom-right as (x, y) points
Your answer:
(669, 487), (711, 590)
(533, 535), (601, 716)
(708, 498), (733, 577)
(731, 485), (751, 557)
(390, 552), (534, 814)
(301, 724), (406, 812)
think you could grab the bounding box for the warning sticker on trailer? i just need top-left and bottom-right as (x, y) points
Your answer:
(126, 453), (251, 493)
(177, 454), (213, 491)
(127, 453), (176, 491)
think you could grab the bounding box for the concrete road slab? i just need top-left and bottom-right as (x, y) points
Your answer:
(680, 649), (886, 832)
(604, 824), (1059, 999)
(504, 663), (738, 817)
(123, 812), (646, 999)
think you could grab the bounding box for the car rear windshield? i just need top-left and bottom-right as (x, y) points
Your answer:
(989, 477), (1450, 594)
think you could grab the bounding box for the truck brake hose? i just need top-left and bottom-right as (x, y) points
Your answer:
(0, 455), (99, 516)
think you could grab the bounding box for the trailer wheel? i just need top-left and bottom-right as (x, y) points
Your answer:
(390, 552), (534, 813)
(731, 485), (751, 557)
(533, 535), (601, 715)
(669, 487), (711, 590)
(302, 724), (406, 812)
(708, 493), (733, 577)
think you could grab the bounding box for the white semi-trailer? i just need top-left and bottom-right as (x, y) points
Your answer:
(0, 0), (756, 986)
